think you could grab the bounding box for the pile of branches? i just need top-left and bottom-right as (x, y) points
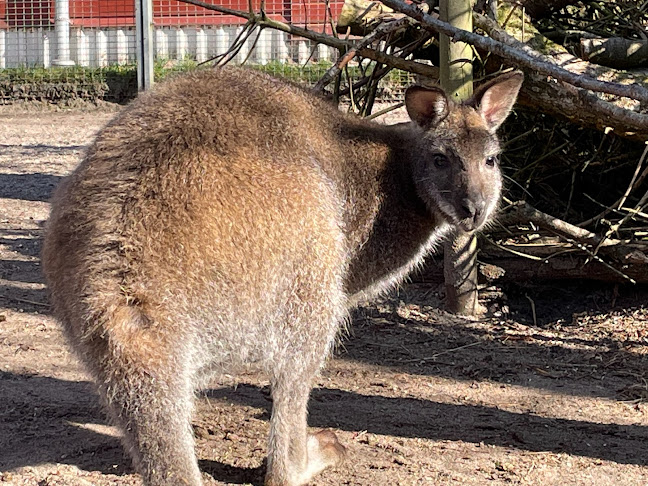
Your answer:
(539, 0), (648, 69)
(474, 1), (648, 284)
(487, 101), (648, 285)
(178, 0), (648, 284)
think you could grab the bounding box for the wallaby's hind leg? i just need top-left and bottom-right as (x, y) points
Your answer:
(264, 310), (347, 486)
(265, 373), (346, 486)
(97, 358), (202, 485)
(85, 308), (202, 485)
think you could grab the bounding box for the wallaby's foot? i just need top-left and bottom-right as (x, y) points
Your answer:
(304, 430), (347, 480)
(265, 430), (346, 486)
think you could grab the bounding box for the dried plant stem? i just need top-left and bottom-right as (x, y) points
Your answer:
(617, 144), (648, 211)
(579, 144), (648, 228)
(365, 101), (405, 120)
(314, 17), (410, 92)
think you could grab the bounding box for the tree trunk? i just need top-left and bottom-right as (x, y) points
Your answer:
(581, 38), (648, 70)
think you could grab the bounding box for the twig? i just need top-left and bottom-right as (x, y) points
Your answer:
(483, 236), (544, 261)
(512, 141), (570, 179)
(313, 17), (410, 92)
(345, 65), (358, 111)
(401, 341), (482, 362)
(580, 128), (610, 173)
(325, 0), (339, 40)
(240, 26), (263, 65)
(580, 193), (626, 223)
(619, 207), (648, 222)
(617, 143), (648, 211)
(209, 21), (256, 67)
(525, 294), (537, 326)
(13, 297), (51, 307)
(340, 36), (430, 96)
(356, 1), (380, 24)
(365, 101), (405, 120)
(359, 48), (439, 78)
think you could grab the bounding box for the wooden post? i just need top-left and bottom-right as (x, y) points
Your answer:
(439, 0), (483, 316)
(439, 0), (473, 101)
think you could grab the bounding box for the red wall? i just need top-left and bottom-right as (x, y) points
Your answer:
(0, 0), (343, 28)
(4, 0), (53, 28)
(0, 0), (6, 27)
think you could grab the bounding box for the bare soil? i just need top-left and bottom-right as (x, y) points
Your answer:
(1, 106), (648, 486)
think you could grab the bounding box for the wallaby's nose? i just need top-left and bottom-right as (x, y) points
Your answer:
(459, 197), (486, 224)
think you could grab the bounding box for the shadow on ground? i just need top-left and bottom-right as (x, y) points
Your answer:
(0, 227), (49, 314)
(0, 172), (63, 202)
(1, 369), (647, 482)
(205, 383), (648, 466)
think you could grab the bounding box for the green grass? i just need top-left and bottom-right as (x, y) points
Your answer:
(0, 59), (412, 104)
(0, 65), (137, 104)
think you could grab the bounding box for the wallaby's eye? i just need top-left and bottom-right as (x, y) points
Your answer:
(433, 154), (449, 169)
(485, 156), (498, 167)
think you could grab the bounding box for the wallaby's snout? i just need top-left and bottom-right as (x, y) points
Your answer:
(459, 194), (486, 229)
(456, 161), (502, 231)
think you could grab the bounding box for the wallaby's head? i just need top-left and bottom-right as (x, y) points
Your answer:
(404, 71), (523, 232)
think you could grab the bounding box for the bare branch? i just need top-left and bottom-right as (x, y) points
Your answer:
(314, 17), (410, 91)
(177, 0), (438, 83)
(379, 0), (648, 103)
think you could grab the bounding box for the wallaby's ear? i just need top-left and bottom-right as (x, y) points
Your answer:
(405, 86), (450, 128)
(471, 71), (524, 132)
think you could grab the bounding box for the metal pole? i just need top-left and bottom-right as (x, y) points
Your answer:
(52, 0), (75, 66)
(136, 0), (154, 90)
(0, 31), (5, 69)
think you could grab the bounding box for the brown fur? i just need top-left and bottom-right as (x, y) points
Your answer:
(42, 67), (523, 486)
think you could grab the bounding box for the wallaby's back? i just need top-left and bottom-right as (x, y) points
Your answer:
(44, 68), (369, 371)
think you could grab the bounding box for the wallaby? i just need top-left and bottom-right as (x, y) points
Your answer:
(42, 67), (523, 486)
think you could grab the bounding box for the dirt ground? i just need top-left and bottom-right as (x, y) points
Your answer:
(1, 106), (648, 486)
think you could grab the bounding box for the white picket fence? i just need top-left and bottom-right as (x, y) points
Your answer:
(0, 25), (335, 69)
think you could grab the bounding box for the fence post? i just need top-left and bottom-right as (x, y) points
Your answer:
(0, 31), (5, 69)
(439, 0), (483, 316)
(136, 0), (154, 90)
(52, 0), (75, 66)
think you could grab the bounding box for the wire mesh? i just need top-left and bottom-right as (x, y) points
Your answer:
(0, 0), (342, 71)
(0, 0), (414, 102)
